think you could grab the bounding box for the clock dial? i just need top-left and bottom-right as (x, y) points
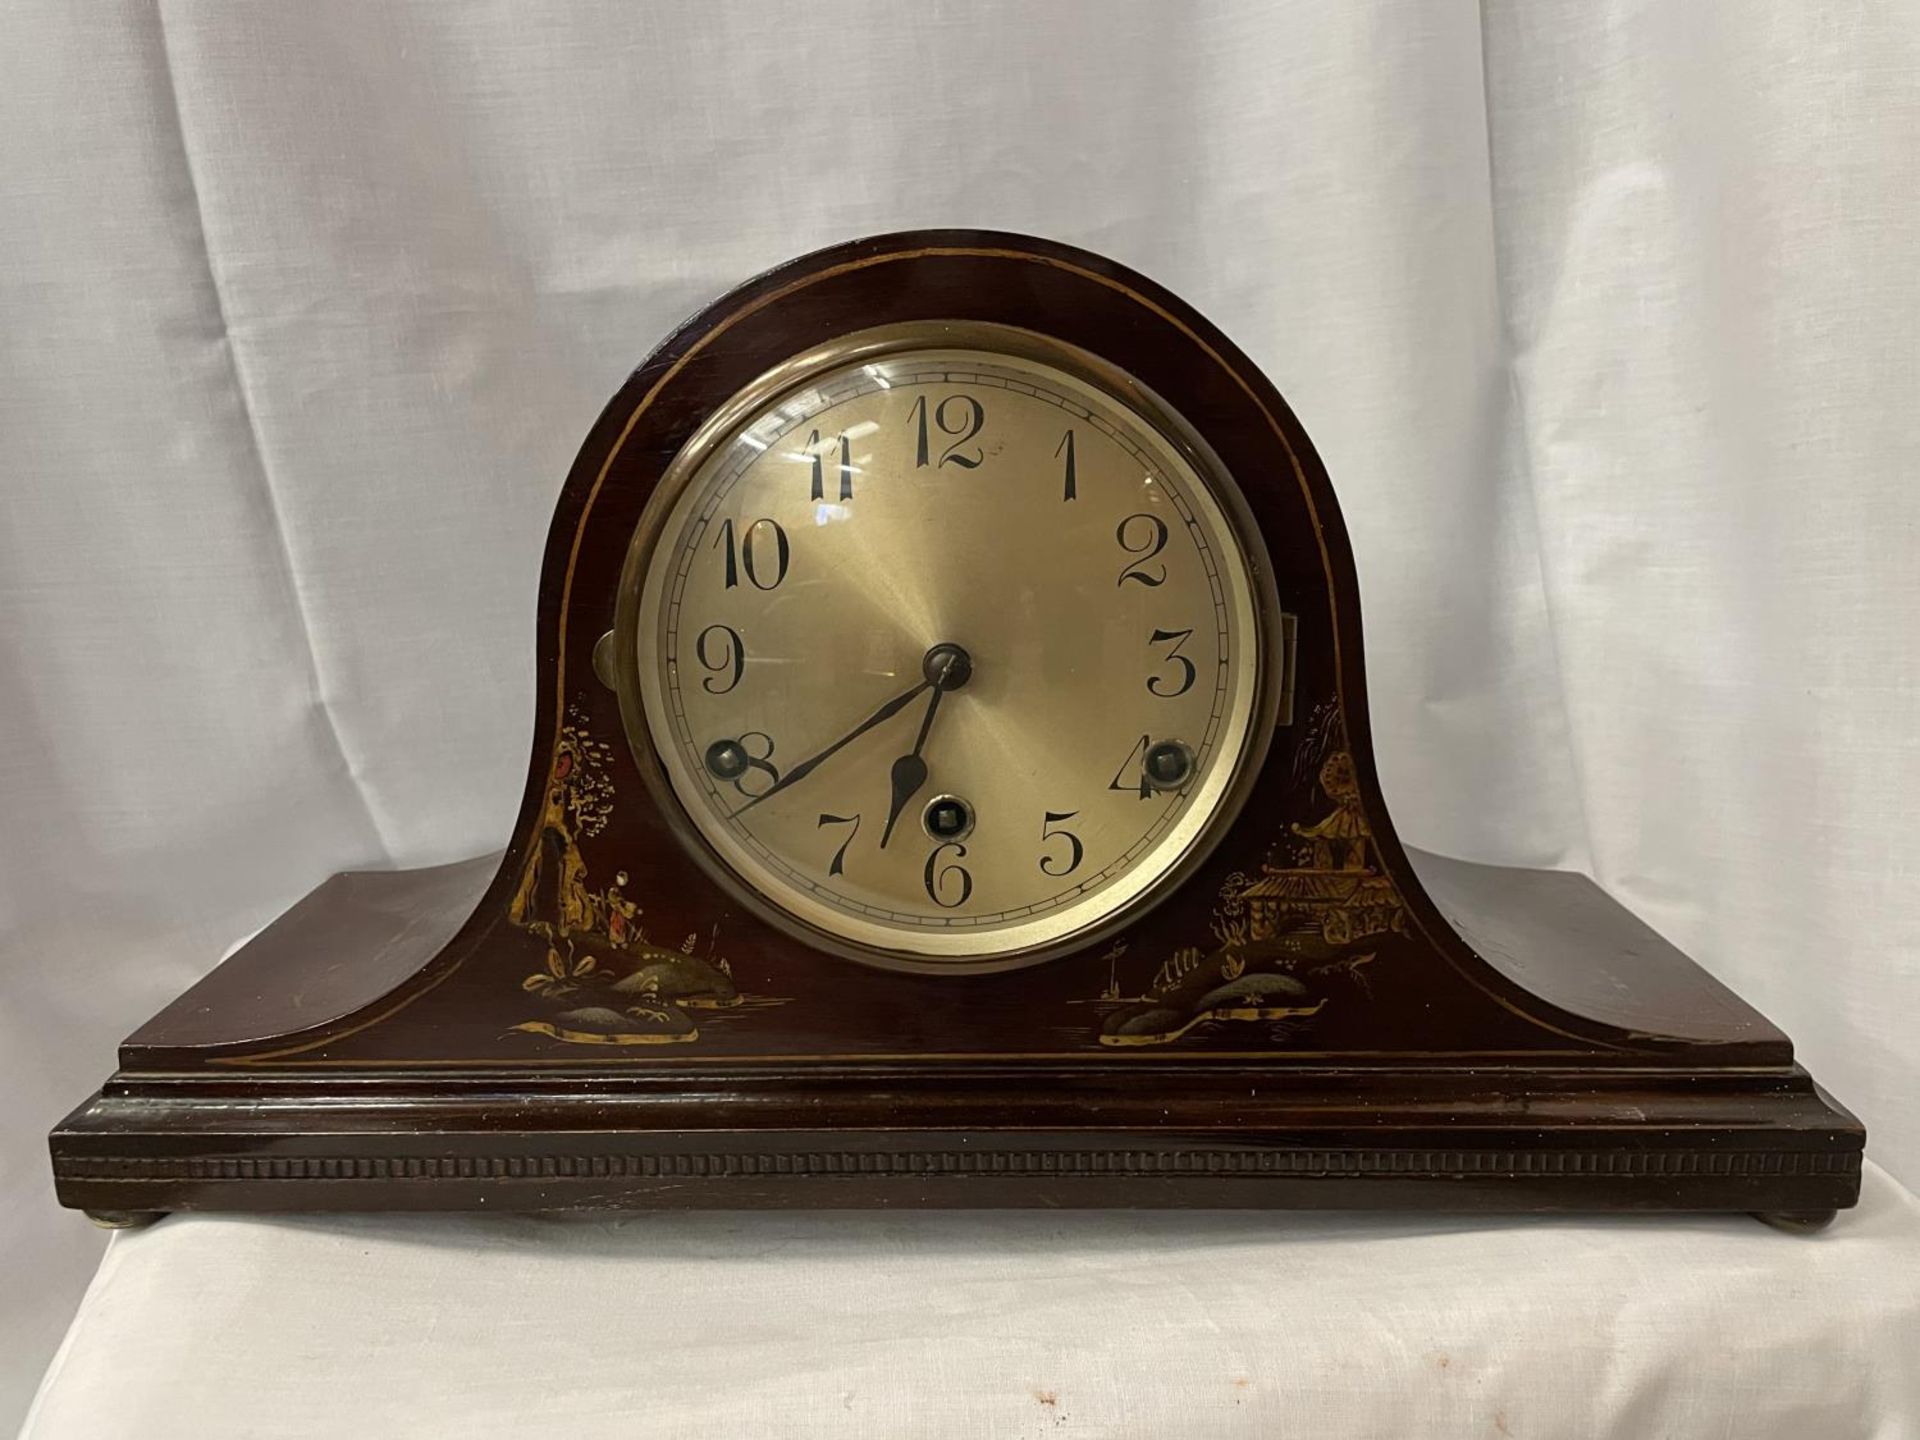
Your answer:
(629, 336), (1267, 967)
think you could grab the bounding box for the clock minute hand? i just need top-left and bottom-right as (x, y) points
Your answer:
(731, 677), (931, 816)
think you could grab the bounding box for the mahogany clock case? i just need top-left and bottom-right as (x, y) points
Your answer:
(51, 231), (1862, 1225)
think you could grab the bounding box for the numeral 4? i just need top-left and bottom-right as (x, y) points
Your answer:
(1108, 735), (1154, 800)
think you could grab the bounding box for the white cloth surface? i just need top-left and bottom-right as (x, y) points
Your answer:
(22, 1165), (1920, 1440)
(5, 1), (1919, 1431)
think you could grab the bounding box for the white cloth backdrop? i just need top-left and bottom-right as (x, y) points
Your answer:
(2, 0), (1916, 1430)
(23, 1174), (1920, 1440)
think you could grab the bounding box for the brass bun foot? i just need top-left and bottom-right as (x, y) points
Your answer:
(85, 1209), (165, 1231)
(1753, 1209), (1837, 1234)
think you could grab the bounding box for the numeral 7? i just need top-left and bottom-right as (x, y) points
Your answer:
(817, 812), (860, 876)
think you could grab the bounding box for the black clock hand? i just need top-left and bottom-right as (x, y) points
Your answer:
(731, 677), (931, 816)
(879, 687), (944, 848)
(878, 644), (972, 848)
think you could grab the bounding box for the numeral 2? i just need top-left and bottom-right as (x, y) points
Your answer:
(1115, 513), (1169, 587)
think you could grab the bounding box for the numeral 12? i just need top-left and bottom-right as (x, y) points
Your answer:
(910, 394), (985, 469)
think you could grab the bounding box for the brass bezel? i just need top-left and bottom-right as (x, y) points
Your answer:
(611, 320), (1287, 975)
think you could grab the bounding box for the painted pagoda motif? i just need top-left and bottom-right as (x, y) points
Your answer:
(1093, 735), (1405, 1047)
(1233, 748), (1406, 951)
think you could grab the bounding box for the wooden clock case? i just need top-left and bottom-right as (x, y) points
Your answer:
(52, 231), (1862, 1228)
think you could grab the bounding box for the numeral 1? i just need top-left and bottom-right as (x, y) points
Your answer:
(1056, 429), (1077, 501)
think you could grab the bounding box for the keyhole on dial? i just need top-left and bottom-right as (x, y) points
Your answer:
(923, 794), (975, 841)
(1143, 740), (1194, 791)
(705, 739), (749, 781)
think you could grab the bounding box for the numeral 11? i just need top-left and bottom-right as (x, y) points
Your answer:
(809, 431), (852, 502)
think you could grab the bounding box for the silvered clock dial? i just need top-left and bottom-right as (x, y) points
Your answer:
(616, 325), (1281, 970)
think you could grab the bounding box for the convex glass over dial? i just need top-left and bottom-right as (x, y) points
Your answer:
(624, 329), (1270, 969)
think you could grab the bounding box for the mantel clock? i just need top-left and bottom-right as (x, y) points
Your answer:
(52, 232), (1862, 1228)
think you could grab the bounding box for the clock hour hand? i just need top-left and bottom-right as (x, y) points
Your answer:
(878, 692), (941, 849)
(879, 643), (973, 849)
(731, 676), (932, 816)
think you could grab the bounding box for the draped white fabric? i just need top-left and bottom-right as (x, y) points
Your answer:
(22, 1170), (1920, 1440)
(3, 1), (1916, 1431)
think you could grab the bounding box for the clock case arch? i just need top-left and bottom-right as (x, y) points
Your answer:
(52, 231), (1861, 1223)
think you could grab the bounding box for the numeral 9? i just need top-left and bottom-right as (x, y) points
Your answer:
(695, 623), (745, 694)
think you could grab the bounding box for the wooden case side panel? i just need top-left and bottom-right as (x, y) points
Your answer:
(1406, 849), (1791, 1051)
(122, 855), (500, 1055)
